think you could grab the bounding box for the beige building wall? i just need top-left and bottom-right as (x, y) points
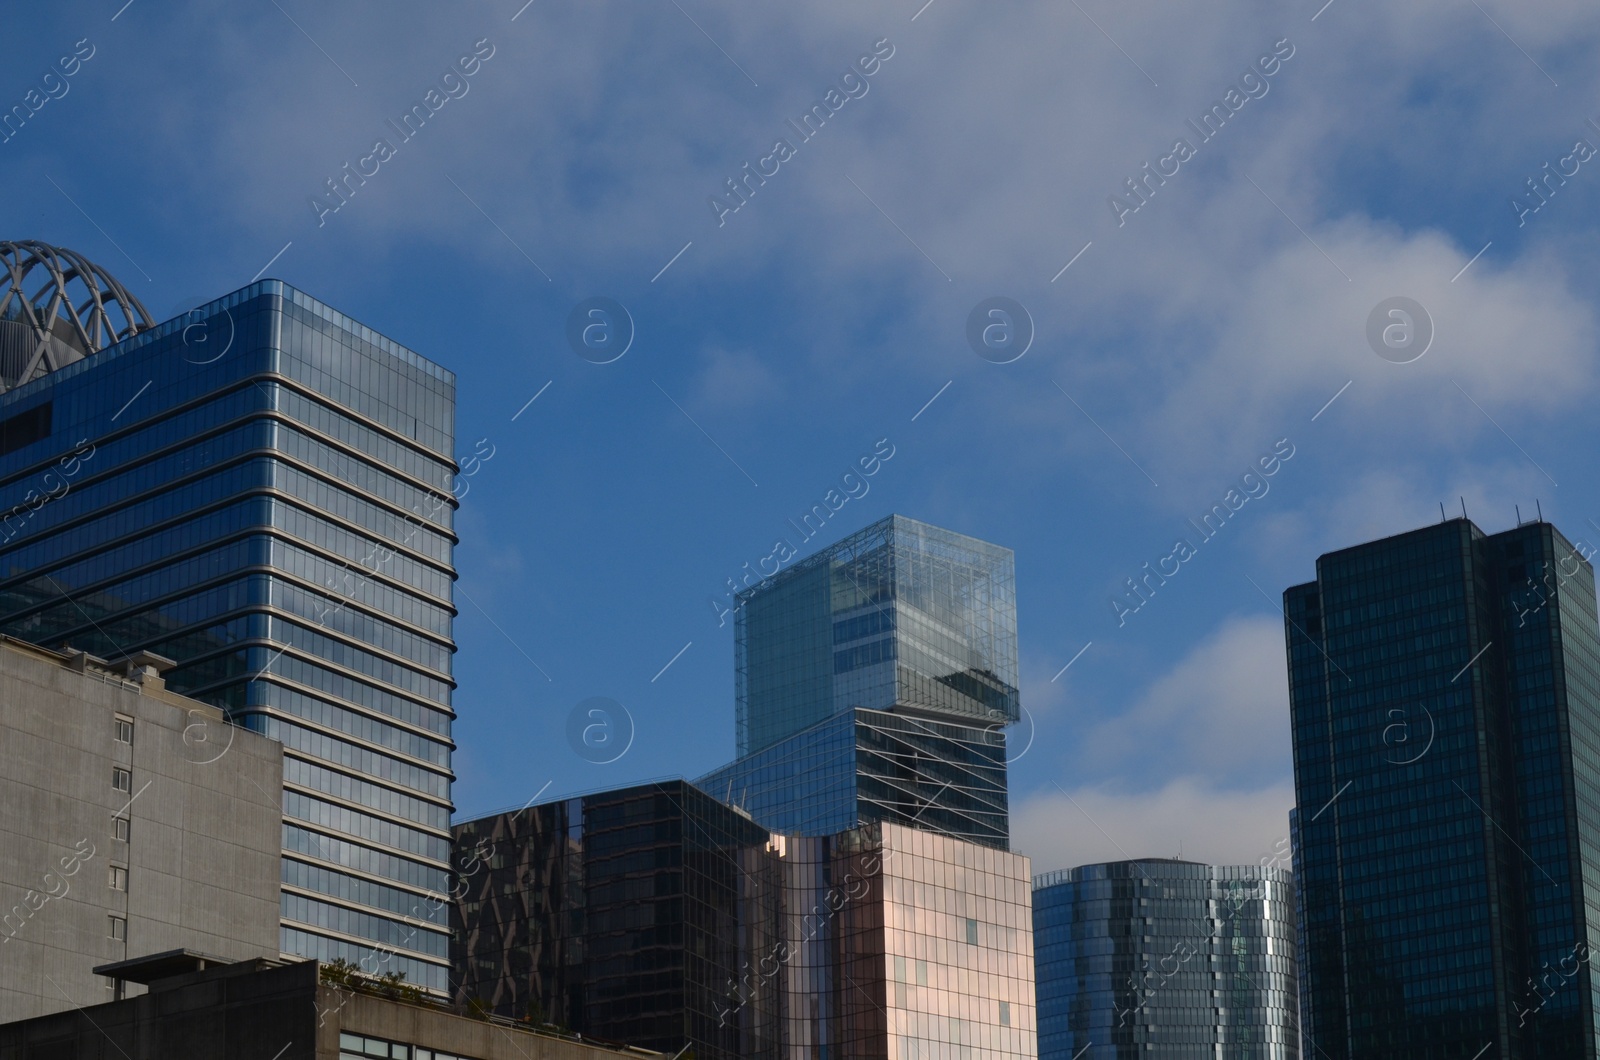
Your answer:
(0, 638), (282, 1022)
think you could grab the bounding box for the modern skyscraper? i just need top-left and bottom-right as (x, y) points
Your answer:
(1032, 859), (1299, 1060)
(451, 780), (784, 1059)
(0, 243), (457, 991)
(1286, 518), (1600, 1058)
(700, 514), (1020, 848)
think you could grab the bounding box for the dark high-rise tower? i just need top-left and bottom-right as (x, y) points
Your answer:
(1286, 518), (1600, 1058)
(699, 514), (1020, 847)
(0, 249), (457, 991)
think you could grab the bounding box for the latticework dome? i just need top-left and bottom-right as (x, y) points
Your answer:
(0, 241), (155, 393)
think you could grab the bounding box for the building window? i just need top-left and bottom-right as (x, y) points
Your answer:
(109, 866), (127, 892)
(109, 915), (126, 941)
(112, 767), (131, 792)
(113, 817), (130, 843)
(999, 1000), (1011, 1026)
(965, 917), (978, 944)
(114, 716), (134, 745)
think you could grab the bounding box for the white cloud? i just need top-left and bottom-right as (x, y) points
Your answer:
(1070, 615), (1292, 787)
(690, 347), (783, 413)
(1013, 778), (1295, 873)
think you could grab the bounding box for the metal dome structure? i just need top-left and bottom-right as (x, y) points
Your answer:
(0, 240), (155, 394)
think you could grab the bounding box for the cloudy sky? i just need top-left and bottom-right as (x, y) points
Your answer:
(6, 0), (1598, 873)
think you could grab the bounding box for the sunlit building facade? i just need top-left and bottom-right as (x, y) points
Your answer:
(1286, 518), (1600, 1058)
(0, 261), (457, 990)
(702, 515), (1019, 848)
(1033, 860), (1299, 1059)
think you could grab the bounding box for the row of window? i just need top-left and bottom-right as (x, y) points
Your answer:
(270, 537), (451, 637)
(272, 579), (452, 677)
(340, 1031), (475, 1060)
(271, 458), (451, 567)
(283, 824), (448, 894)
(274, 384), (452, 493)
(283, 790), (451, 862)
(270, 499), (453, 603)
(255, 682), (450, 766)
(284, 755), (451, 831)
(258, 716), (450, 798)
(275, 419), (451, 531)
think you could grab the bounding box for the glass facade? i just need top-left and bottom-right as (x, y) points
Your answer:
(0, 281), (457, 991)
(1286, 518), (1600, 1058)
(736, 514), (1019, 757)
(699, 706), (1011, 848)
(821, 820), (1037, 1060)
(451, 781), (783, 1059)
(708, 515), (1018, 850)
(1032, 860), (1299, 1059)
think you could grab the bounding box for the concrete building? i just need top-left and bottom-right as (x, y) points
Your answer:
(0, 954), (655, 1060)
(1032, 860), (1298, 1060)
(0, 635), (282, 1023)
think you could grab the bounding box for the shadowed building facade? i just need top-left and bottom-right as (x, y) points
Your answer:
(450, 781), (784, 1059)
(0, 250), (458, 991)
(1032, 860), (1298, 1060)
(1286, 518), (1600, 1058)
(700, 515), (1019, 848)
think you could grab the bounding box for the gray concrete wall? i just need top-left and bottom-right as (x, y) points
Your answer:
(0, 639), (283, 1023)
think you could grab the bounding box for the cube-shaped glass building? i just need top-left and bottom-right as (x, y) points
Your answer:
(736, 514), (1019, 756)
(703, 515), (1020, 849)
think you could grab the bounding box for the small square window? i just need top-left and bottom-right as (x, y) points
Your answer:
(113, 817), (129, 843)
(966, 917), (978, 944)
(109, 865), (127, 892)
(114, 716), (133, 745)
(112, 767), (131, 793)
(999, 1000), (1011, 1026)
(108, 915), (126, 940)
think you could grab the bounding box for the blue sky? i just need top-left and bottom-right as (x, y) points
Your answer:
(5, 0), (1598, 872)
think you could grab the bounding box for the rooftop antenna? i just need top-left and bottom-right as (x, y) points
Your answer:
(1461, 497), (1469, 520)
(1440, 502), (1447, 523)
(1516, 504), (1523, 526)
(1537, 499), (1544, 523)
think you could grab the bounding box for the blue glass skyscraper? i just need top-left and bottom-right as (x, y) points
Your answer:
(0, 249), (456, 990)
(1287, 518), (1600, 1058)
(700, 514), (1019, 848)
(1032, 860), (1299, 1059)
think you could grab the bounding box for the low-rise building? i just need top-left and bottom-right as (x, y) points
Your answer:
(0, 637), (283, 1022)
(0, 953), (656, 1060)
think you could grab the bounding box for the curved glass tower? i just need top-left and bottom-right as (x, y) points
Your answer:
(1033, 860), (1299, 1059)
(0, 271), (456, 990)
